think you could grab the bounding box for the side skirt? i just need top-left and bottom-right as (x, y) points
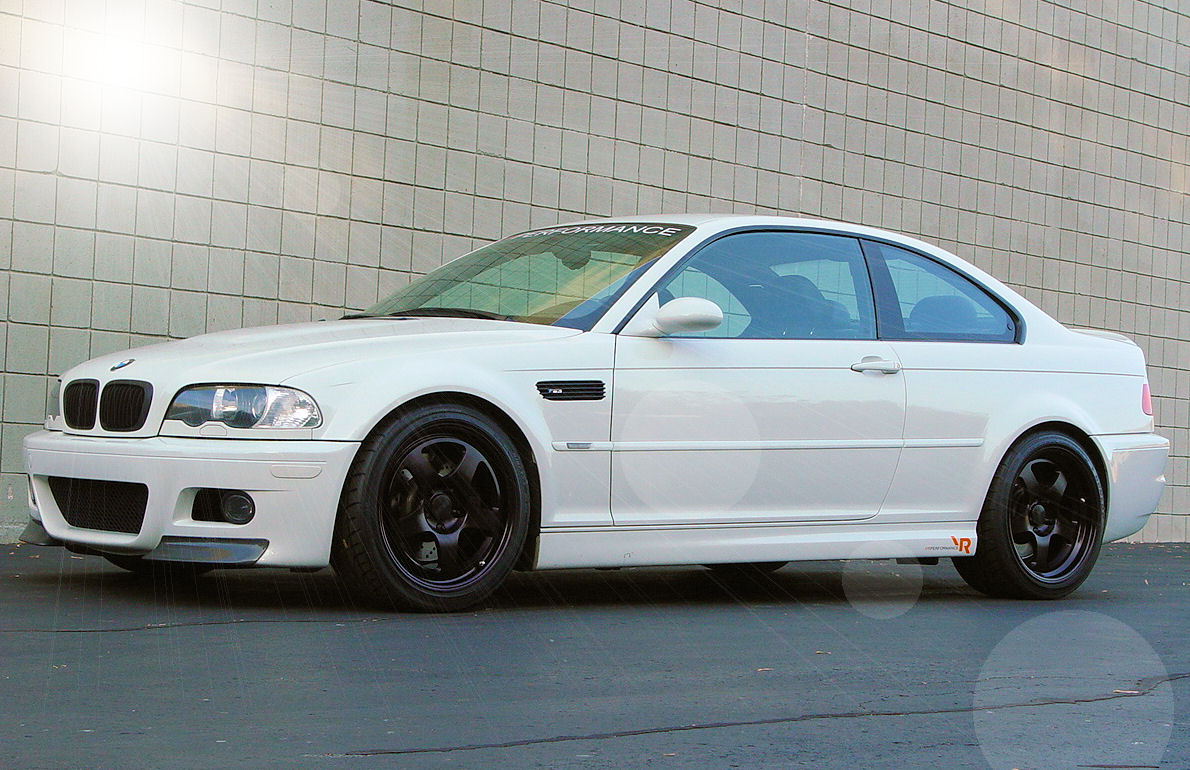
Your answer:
(534, 522), (979, 569)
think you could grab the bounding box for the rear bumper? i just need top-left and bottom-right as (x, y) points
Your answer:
(1094, 433), (1169, 542)
(23, 430), (359, 567)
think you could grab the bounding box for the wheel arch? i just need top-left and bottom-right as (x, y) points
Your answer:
(999, 420), (1110, 516)
(356, 391), (543, 569)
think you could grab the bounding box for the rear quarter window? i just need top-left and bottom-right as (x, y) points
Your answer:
(866, 241), (1018, 343)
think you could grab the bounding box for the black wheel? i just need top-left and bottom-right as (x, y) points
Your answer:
(953, 431), (1105, 599)
(331, 403), (531, 612)
(103, 554), (213, 579)
(706, 562), (787, 576)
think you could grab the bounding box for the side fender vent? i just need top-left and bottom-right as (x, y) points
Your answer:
(536, 380), (606, 401)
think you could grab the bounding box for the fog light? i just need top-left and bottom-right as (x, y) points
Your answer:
(221, 491), (255, 525)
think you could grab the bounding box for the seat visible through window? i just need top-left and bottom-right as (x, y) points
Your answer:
(906, 295), (979, 334)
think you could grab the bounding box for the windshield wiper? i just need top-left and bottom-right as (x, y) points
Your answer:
(342, 307), (514, 321)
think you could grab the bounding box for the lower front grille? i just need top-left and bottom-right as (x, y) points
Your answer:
(48, 477), (148, 534)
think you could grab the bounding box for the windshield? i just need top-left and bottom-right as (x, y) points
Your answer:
(354, 223), (696, 330)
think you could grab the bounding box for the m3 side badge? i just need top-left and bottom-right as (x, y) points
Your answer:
(111, 358), (135, 371)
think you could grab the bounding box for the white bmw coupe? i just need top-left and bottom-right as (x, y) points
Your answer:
(23, 215), (1168, 610)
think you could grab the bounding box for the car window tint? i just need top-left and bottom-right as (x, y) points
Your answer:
(662, 267), (751, 337)
(434, 249), (636, 318)
(362, 223), (695, 329)
(652, 231), (876, 339)
(869, 242), (1017, 342)
(771, 257), (870, 338)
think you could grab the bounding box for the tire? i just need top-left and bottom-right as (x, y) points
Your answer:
(331, 403), (532, 612)
(706, 562), (787, 577)
(103, 554), (213, 579)
(953, 431), (1105, 599)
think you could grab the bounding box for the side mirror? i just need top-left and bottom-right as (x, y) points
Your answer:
(654, 297), (724, 334)
(622, 296), (724, 337)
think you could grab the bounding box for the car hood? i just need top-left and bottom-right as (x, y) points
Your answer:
(69, 318), (582, 386)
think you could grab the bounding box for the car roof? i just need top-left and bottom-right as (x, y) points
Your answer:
(545, 213), (935, 248)
(550, 213), (839, 228)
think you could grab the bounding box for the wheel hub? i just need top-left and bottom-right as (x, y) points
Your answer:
(1028, 502), (1049, 528)
(426, 492), (459, 532)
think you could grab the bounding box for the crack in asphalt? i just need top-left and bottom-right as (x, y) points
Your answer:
(306, 671), (1189, 758)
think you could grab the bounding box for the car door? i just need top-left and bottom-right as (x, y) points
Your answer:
(862, 239), (1025, 525)
(610, 230), (907, 526)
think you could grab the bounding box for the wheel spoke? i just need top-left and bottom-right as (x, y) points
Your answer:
(1041, 469), (1068, 503)
(1018, 463), (1044, 496)
(390, 510), (429, 539)
(1009, 506), (1032, 541)
(382, 470), (429, 539)
(467, 505), (504, 536)
(433, 530), (462, 575)
(439, 443), (497, 526)
(1032, 532), (1052, 570)
(1050, 508), (1083, 541)
(445, 444), (484, 487)
(402, 448), (440, 490)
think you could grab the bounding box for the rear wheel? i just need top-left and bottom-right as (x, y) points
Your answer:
(332, 403), (531, 612)
(953, 431), (1105, 599)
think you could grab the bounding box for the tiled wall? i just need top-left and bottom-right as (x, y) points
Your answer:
(1, 0), (1187, 542)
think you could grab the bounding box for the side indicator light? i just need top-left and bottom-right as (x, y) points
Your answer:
(1142, 383), (1153, 416)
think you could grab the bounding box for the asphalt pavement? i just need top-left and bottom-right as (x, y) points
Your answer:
(1, 542), (1187, 769)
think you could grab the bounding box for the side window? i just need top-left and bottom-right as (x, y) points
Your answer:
(661, 268), (751, 337)
(867, 242), (1017, 342)
(772, 258), (868, 337)
(650, 231), (876, 339)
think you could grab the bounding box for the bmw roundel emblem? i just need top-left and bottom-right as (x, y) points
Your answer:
(110, 358), (135, 371)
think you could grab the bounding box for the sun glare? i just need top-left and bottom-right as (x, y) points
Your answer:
(59, 4), (182, 95)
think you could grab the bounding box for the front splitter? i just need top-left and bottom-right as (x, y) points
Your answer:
(19, 519), (268, 565)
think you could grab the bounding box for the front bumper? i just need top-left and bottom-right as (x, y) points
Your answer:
(1094, 432), (1169, 542)
(23, 430), (360, 567)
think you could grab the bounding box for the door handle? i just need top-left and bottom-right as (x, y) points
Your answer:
(850, 358), (902, 374)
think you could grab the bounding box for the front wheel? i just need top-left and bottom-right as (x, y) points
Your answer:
(953, 431), (1105, 599)
(332, 403), (532, 612)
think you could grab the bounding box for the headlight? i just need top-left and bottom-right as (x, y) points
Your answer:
(165, 385), (322, 429)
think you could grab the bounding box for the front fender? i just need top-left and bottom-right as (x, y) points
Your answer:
(285, 334), (617, 529)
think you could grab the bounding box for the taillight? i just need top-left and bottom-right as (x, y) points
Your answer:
(1141, 383), (1153, 416)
